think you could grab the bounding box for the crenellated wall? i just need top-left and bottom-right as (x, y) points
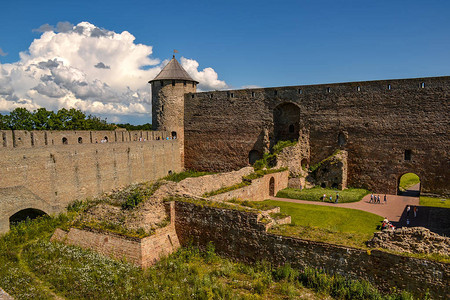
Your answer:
(184, 76), (450, 195)
(0, 130), (182, 233)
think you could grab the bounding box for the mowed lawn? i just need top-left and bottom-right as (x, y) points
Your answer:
(420, 196), (450, 208)
(262, 200), (383, 248)
(276, 187), (370, 203)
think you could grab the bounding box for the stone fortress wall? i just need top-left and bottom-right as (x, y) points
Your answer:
(184, 76), (450, 195)
(0, 129), (182, 233)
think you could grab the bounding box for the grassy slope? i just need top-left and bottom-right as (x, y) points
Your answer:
(398, 173), (420, 191)
(276, 187), (370, 203)
(263, 200), (382, 248)
(419, 196), (450, 208)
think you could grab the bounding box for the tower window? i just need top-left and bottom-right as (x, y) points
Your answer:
(357, 86), (361, 91)
(274, 90), (278, 96)
(192, 82), (195, 87)
(404, 150), (412, 161)
(298, 89), (302, 94)
(289, 124), (295, 133)
(251, 91), (255, 97)
(191, 94), (195, 98)
(327, 87), (331, 93)
(160, 81), (164, 87)
(388, 84), (391, 90)
(420, 82), (425, 88)
(183, 81), (186, 86)
(172, 80), (175, 86)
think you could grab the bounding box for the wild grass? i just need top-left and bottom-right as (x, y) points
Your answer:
(263, 200), (382, 248)
(162, 170), (215, 182)
(227, 199), (278, 211)
(202, 181), (250, 198)
(419, 196), (450, 208)
(253, 140), (297, 170)
(276, 186), (370, 203)
(0, 213), (418, 299)
(398, 173), (420, 191)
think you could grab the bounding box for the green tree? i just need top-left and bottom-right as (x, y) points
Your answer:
(0, 113), (11, 129)
(65, 108), (87, 130)
(32, 108), (52, 130)
(9, 108), (34, 130)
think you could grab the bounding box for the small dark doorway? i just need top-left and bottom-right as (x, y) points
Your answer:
(171, 131), (177, 139)
(9, 208), (47, 227)
(78, 137), (83, 144)
(338, 132), (346, 147)
(269, 177), (275, 196)
(248, 150), (262, 165)
(397, 173), (420, 197)
(62, 137), (68, 145)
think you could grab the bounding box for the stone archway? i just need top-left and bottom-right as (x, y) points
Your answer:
(397, 173), (421, 197)
(273, 102), (300, 143)
(269, 177), (275, 197)
(9, 208), (48, 226)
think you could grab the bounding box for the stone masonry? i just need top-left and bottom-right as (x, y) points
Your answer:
(184, 76), (450, 195)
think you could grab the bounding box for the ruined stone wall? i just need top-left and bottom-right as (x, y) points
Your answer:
(51, 202), (180, 268)
(174, 201), (449, 299)
(0, 131), (181, 233)
(209, 171), (289, 201)
(184, 76), (450, 195)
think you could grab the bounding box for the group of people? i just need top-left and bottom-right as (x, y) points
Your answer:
(322, 193), (340, 203)
(382, 217), (395, 230)
(369, 193), (387, 204)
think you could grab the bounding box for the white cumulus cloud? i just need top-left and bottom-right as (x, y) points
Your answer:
(0, 21), (228, 123)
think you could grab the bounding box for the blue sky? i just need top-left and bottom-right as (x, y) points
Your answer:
(0, 0), (449, 124)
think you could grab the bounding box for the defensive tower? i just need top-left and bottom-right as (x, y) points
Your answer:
(149, 55), (198, 165)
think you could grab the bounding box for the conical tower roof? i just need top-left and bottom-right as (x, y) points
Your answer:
(149, 55), (198, 83)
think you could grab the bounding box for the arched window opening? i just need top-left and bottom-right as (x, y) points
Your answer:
(269, 177), (275, 197)
(248, 150), (262, 165)
(397, 173), (420, 197)
(9, 208), (47, 227)
(338, 132), (346, 147)
(62, 137), (68, 145)
(301, 158), (308, 170)
(171, 131), (177, 139)
(273, 103), (300, 143)
(104, 136), (108, 143)
(78, 137), (83, 144)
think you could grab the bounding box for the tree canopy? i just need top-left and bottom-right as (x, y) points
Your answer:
(0, 108), (150, 131)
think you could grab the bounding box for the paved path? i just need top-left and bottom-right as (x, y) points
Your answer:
(270, 184), (421, 225)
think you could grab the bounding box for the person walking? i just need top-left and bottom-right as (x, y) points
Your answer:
(329, 195), (333, 202)
(370, 193), (374, 203)
(323, 194), (326, 202)
(377, 195), (381, 204)
(406, 205), (410, 217)
(384, 194), (387, 204)
(335, 193), (339, 203)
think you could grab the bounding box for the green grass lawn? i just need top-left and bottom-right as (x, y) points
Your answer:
(419, 196), (450, 208)
(262, 200), (383, 248)
(398, 173), (420, 191)
(276, 187), (370, 203)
